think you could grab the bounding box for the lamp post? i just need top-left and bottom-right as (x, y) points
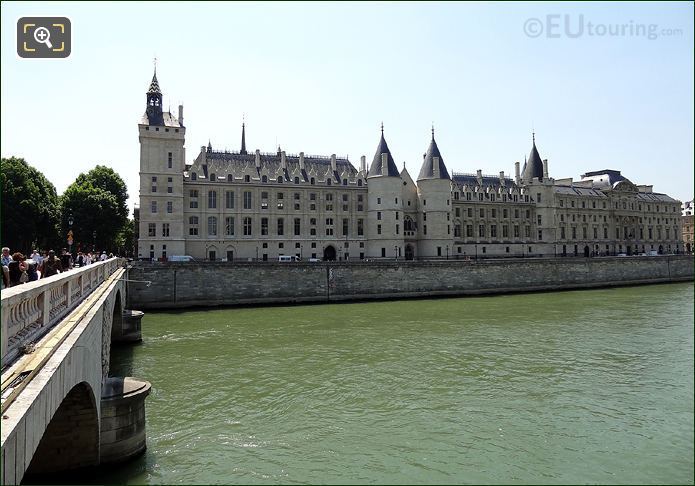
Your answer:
(256, 246), (259, 262)
(446, 244), (449, 260)
(475, 243), (478, 261)
(394, 245), (398, 260)
(68, 214), (74, 255)
(92, 230), (96, 253)
(300, 244), (303, 260)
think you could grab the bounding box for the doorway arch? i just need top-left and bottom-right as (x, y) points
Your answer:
(405, 244), (414, 260)
(583, 245), (590, 258)
(323, 245), (336, 261)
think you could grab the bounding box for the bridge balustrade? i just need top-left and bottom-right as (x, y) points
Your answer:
(1, 258), (123, 368)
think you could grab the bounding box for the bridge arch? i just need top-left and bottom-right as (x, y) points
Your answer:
(25, 382), (99, 476)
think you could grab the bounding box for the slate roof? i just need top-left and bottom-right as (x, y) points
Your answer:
(579, 169), (627, 189)
(521, 135), (544, 182)
(368, 132), (400, 177)
(140, 111), (181, 127)
(147, 72), (161, 95)
(417, 134), (451, 181)
(452, 173), (516, 190)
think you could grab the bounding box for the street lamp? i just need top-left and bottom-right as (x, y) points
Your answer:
(446, 245), (449, 260)
(92, 230), (97, 253)
(394, 245), (398, 260)
(256, 246), (259, 262)
(68, 214), (74, 255)
(300, 244), (303, 260)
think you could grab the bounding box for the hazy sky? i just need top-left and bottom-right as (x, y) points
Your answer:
(2, 1), (693, 213)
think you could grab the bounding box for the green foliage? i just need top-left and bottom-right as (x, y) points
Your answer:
(1, 157), (61, 252)
(115, 219), (135, 257)
(60, 165), (129, 253)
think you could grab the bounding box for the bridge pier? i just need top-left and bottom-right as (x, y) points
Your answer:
(112, 310), (144, 343)
(100, 377), (151, 465)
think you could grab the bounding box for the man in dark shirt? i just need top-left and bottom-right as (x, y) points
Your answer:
(42, 250), (63, 278)
(60, 249), (72, 272)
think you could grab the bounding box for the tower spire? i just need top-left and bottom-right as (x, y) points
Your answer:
(431, 122), (435, 140)
(240, 121), (247, 155)
(380, 122), (384, 135)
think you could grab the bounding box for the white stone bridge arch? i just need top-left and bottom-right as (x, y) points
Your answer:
(0, 259), (144, 484)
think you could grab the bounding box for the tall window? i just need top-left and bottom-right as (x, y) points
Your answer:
(151, 176), (157, 192)
(167, 201), (173, 213)
(294, 218), (301, 236)
(277, 218), (284, 236)
(225, 217), (234, 236)
(243, 191), (252, 209)
(189, 216), (198, 236)
(343, 218), (349, 236)
(162, 223), (170, 237)
(208, 191), (217, 209)
(148, 223), (156, 237)
(261, 218), (269, 235)
(243, 217), (252, 236)
(151, 201), (157, 213)
(189, 190), (198, 208)
(208, 216), (217, 236)
(357, 219), (364, 236)
(168, 152), (173, 168)
(226, 191), (234, 209)
(479, 225), (485, 238)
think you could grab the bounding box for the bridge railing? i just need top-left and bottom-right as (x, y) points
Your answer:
(1, 258), (123, 368)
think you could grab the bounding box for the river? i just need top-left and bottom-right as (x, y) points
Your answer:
(105, 282), (693, 484)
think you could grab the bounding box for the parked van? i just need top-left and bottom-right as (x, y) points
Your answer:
(278, 255), (299, 262)
(169, 255), (195, 262)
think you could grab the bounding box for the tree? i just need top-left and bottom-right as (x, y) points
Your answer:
(1, 157), (61, 252)
(115, 219), (135, 257)
(61, 166), (129, 254)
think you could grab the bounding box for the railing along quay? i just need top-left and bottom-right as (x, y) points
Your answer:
(1, 258), (123, 369)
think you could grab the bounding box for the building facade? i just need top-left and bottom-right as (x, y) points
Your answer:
(137, 71), (684, 261)
(681, 200), (694, 253)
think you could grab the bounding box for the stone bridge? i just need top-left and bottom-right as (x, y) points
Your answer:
(0, 258), (149, 484)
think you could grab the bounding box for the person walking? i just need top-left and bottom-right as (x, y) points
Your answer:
(42, 250), (62, 278)
(8, 253), (27, 286)
(30, 249), (43, 267)
(26, 260), (39, 282)
(1, 247), (12, 267)
(60, 249), (72, 272)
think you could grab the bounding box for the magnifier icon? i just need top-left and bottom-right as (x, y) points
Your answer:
(33, 26), (53, 49)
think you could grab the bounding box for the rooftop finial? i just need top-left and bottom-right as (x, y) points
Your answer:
(240, 119), (247, 155)
(532, 130), (535, 144)
(380, 122), (384, 135)
(153, 56), (157, 75)
(431, 122), (435, 140)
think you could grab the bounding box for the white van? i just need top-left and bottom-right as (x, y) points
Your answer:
(169, 255), (195, 262)
(278, 255), (299, 262)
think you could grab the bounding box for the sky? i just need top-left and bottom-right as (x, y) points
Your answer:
(1, 1), (693, 214)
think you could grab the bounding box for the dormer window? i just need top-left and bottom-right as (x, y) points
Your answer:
(227, 174), (234, 182)
(277, 176), (283, 183)
(191, 172), (197, 181)
(210, 174), (216, 182)
(245, 175), (251, 183)
(262, 175), (268, 183)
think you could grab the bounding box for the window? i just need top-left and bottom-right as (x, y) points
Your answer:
(189, 216), (199, 236)
(502, 225), (509, 238)
(310, 177), (315, 185)
(377, 211), (382, 221)
(377, 197), (381, 204)
(294, 177), (300, 184)
(167, 201), (173, 213)
(151, 176), (157, 192)
(343, 218), (349, 236)
(189, 190), (198, 208)
(151, 201), (157, 213)
(455, 208), (461, 217)
(377, 224), (382, 235)
(168, 152), (173, 168)
(537, 193), (541, 203)
(228, 175), (234, 182)
(538, 230), (543, 240)
(468, 208), (473, 217)
(490, 225), (497, 238)
(243, 217), (252, 235)
(358, 219), (364, 236)
(148, 223), (156, 237)
(226, 191), (234, 209)
(245, 175), (251, 183)
(261, 218), (269, 235)
(525, 226), (531, 238)
(210, 174), (216, 182)
(191, 172), (197, 181)
(225, 217), (234, 236)
(208, 191), (217, 209)
(479, 225), (485, 238)
(294, 218), (301, 236)
(514, 225), (520, 238)
(277, 192), (284, 210)
(491, 209), (496, 219)
(243, 191), (252, 209)
(162, 223), (170, 237)
(503, 209), (508, 218)
(537, 215), (542, 225)
(466, 225), (473, 237)
(572, 227), (577, 239)
(397, 224), (401, 235)
(208, 216), (217, 236)
(593, 227), (598, 239)
(277, 218), (284, 236)
(479, 208), (484, 218)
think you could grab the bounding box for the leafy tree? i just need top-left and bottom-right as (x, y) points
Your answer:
(1, 157), (61, 252)
(115, 219), (135, 257)
(61, 166), (129, 254)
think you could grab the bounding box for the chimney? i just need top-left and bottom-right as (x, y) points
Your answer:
(360, 155), (366, 173)
(299, 152), (305, 171)
(281, 151), (287, 170)
(433, 157), (440, 178)
(255, 149), (261, 169)
(331, 154), (337, 172)
(476, 169), (483, 185)
(499, 171), (505, 186)
(515, 162), (521, 184)
(543, 159), (549, 179)
(381, 153), (388, 176)
(178, 105), (184, 126)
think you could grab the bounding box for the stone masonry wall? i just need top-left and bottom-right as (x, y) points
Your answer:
(127, 255), (694, 309)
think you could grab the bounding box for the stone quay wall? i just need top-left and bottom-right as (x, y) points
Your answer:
(126, 255), (693, 309)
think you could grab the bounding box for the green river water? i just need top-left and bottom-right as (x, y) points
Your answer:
(105, 282), (693, 484)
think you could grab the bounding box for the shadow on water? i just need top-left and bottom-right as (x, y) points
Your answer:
(109, 341), (141, 377)
(22, 453), (148, 485)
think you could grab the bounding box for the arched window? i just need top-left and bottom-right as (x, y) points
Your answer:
(327, 178), (332, 186)
(191, 172), (197, 181)
(310, 177), (315, 185)
(343, 179), (348, 186)
(357, 179), (362, 187)
(227, 174), (234, 182)
(294, 177), (300, 184)
(277, 176), (283, 183)
(210, 173), (216, 182)
(262, 175), (268, 183)
(245, 175), (251, 183)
